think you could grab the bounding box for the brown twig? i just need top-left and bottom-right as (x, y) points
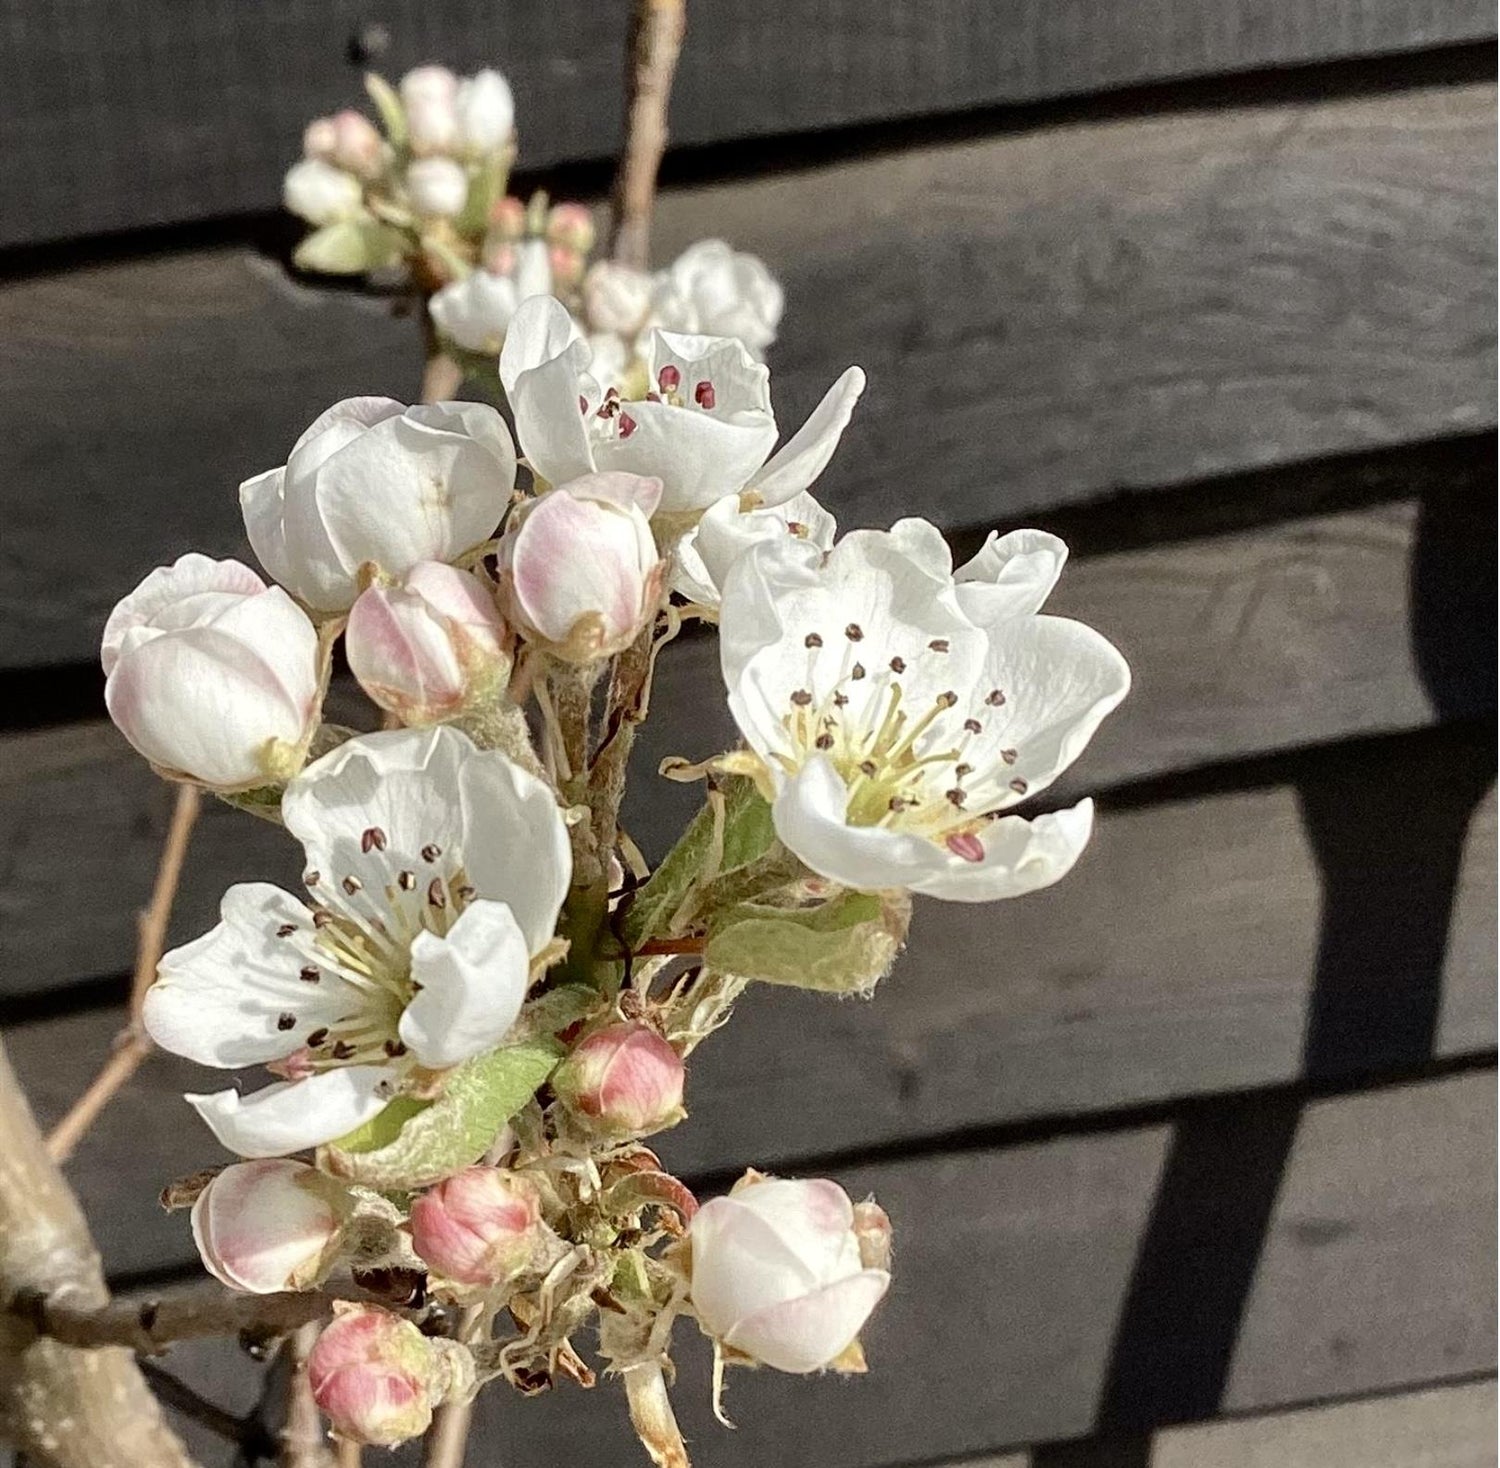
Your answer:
(0, 1035), (201, 1468)
(16, 1279), (359, 1355)
(418, 297), (464, 404)
(280, 1322), (333, 1468)
(608, 0), (687, 270)
(419, 1396), (474, 1468)
(47, 782), (201, 1163)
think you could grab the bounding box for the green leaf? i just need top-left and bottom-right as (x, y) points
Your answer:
(364, 72), (407, 146)
(321, 1039), (561, 1190)
(703, 890), (910, 995)
(294, 219), (403, 275)
(623, 777), (775, 946)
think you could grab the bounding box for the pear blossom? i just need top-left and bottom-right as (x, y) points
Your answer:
(102, 554), (321, 788)
(240, 396), (516, 613)
(430, 270), (521, 355)
(310, 1304), (471, 1446)
(653, 240), (783, 356)
(346, 562), (509, 725)
(192, 1159), (349, 1294)
(673, 490), (837, 609)
(284, 158), (364, 226)
(304, 109), (385, 176)
(498, 472), (664, 662)
(410, 1166), (548, 1287)
(717, 520), (1129, 901)
(455, 68), (515, 154)
(400, 65), (460, 155)
(551, 1022), (686, 1138)
(688, 1174), (890, 1373)
(546, 202), (595, 254)
(498, 295), (863, 518)
(406, 156), (469, 218)
(142, 726), (570, 1157)
(583, 260), (655, 338)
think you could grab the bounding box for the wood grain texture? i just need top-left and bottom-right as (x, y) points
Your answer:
(7, 725), (1492, 1277)
(3, 498), (1490, 1000)
(2, 83), (1493, 667)
(0, 1), (1490, 247)
(62, 1074), (1497, 1466)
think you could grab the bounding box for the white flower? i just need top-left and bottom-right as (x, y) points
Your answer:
(406, 156), (469, 218)
(653, 239), (783, 356)
(400, 65), (459, 154)
(143, 727), (571, 1157)
(284, 158), (364, 226)
(673, 490), (837, 609)
(430, 271), (521, 355)
(455, 69), (514, 154)
(718, 521), (1129, 901)
(192, 1159), (349, 1294)
(583, 260), (655, 338)
(240, 396), (516, 613)
(688, 1175), (890, 1373)
(498, 472), (663, 662)
(346, 562), (510, 725)
(102, 554), (321, 788)
(498, 295), (863, 518)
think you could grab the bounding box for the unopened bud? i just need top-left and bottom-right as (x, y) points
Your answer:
(283, 158), (364, 227)
(310, 1304), (470, 1447)
(400, 65), (459, 155)
(406, 156), (469, 218)
(548, 242), (585, 290)
(582, 259), (654, 337)
(346, 562), (509, 725)
(455, 68), (515, 154)
(489, 195), (527, 241)
(326, 108), (385, 176)
(499, 473), (664, 663)
(191, 1159), (348, 1294)
(552, 1022), (686, 1139)
(409, 1166), (548, 1287)
(547, 202), (595, 254)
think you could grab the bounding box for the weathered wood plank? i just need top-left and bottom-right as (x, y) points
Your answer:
(7, 724), (1492, 1277)
(79, 1073), (1497, 1465)
(4, 497), (1490, 998)
(0, 2), (1489, 248)
(2, 83), (1493, 667)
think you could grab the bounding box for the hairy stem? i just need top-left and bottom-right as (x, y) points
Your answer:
(47, 782), (201, 1162)
(608, 0), (687, 270)
(280, 1322), (333, 1468)
(0, 1036), (201, 1468)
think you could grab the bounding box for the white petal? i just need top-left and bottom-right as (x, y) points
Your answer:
(499, 295), (583, 395)
(676, 491), (836, 609)
(726, 1271), (890, 1374)
(954, 528), (1068, 623)
(508, 337), (600, 488)
(144, 884), (358, 1067)
(688, 1196), (826, 1337)
(101, 555), (265, 675)
(239, 467), (300, 593)
(187, 1068), (394, 1157)
(400, 899), (530, 1067)
(732, 1178), (862, 1281)
(744, 367), (864, 505)
(456, 751), (571, 953)
(912, 800), (1095, 902)
(771, 757), (947, 892)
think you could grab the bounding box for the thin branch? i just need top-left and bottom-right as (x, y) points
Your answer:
(47, 782), (201, 1163)
(418, 297), (464, 405)
(608, 0), (687, 269)
(0, 1035), (202, 1468)
(280, 1323), (333, 1468)
(15, 1279), (360, 1355)
(419, 1396), (474, 1468)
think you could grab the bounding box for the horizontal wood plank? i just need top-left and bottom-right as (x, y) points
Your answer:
(88, 1073), (1498, 1465)
(0, 2), (1490, 247)
(3, 497), (1490, 1000)
(2, 83), (1493, 667)
(7, 724), (1492, 1277)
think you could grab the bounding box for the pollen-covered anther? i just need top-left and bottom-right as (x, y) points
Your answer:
(427, 879), (447, 910)
(277, 923), (298, 938)
(945, 789), (966, 807)
(790, 689), (814, 707)
(618, 412), (638, 439)
(986, 689), (1006, 707)
(361, 827), (388, 853)
(804, 632), (823, 648)
(658, 364), (680, 393)
(889, 657), (906, 673)
(1009, 778), (1029, 795)
(928, 639), (950, 653)
(398, 871), (417, 891)
(936, 691), (958, 708)
(341, 875), (362, 896)
(963, 718), (982, 734)
(421, 844), (443, 863)
(694, 379), (716, 410)
(300, 966), (321, 984)
(845, 623), (864, 642)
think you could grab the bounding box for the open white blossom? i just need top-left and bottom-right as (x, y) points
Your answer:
(652, 240), (784, 356)
(673, 490), (837, 609)
(143, 727), (570, 1157)
(240, 396), (516, 613)
(718, 521), (1129, 901)
(498, 295), (863, 517)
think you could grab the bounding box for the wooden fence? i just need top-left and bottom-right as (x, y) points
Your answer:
(0, 3), (1494, 1465)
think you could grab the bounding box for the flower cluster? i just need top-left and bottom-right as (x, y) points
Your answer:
(108, 275), (1126, 1461)
(284, 67), (784, 397)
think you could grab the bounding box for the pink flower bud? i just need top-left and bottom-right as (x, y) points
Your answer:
(552, 1022), (685, 1138)
(499, 473), (664, 663)
(309, 1305), (451, 1446)
(548, 242), (585, 289)
(346, 563), (509, 725)
(191, 1160), (347, 1294)
(303, 116), (339, 161)
(546, 202), (596, 254)
(687, 1174), (891, 1374)
(489, 195), (527, 240)
(328, 109), (385, 177)
(409, 1166), (545, 1287)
